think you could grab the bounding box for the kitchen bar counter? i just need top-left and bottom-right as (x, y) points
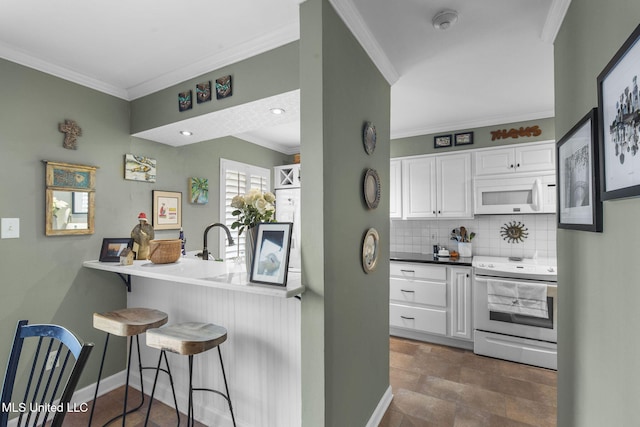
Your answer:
(83, 257), (304, 298)
(83, 257), (302, 426)
(390, 251), (473, 266)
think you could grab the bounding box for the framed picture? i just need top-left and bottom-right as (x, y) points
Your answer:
(250, 222), (293, 286)
(178, 90), (193, 112)
(557, 108), (603, 232)
(215, 75), (232, 99)
(124, 154), (156, 183)
(434, 134), (452, 148)
(454, 131), (474, 146)
(196, 81), (212, 103)
(152, 190), (182, 230)
(597, 22), (640, 200)
(99, 238), (133, 262)
(189, 177), (209, 204)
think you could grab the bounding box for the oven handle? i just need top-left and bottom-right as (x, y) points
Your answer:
(474, 275), (557, 288)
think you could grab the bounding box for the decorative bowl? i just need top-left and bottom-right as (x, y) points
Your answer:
(148, 239), (182, 264)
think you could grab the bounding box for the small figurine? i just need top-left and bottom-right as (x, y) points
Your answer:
(119, 247), (134, 265)
(131, 212), (155, 260)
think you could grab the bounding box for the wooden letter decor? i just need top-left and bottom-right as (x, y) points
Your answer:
(490, 125), (542, 141)
(59, 119), (82, 150)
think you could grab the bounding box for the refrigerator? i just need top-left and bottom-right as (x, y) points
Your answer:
(275, 187), (301, 269)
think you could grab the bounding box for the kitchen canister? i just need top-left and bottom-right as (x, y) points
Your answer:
(458, 242), (472, 257)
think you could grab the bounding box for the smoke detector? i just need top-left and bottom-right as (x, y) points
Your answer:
(432, 10), (458, 30)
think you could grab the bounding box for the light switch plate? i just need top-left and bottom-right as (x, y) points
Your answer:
(1, 218), (20, 239)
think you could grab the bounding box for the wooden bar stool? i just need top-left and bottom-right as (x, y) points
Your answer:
(144, 322), (236, 427)
(88, 307), (179, 427)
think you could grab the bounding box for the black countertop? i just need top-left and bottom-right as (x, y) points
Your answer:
(390, 251), (473, 267)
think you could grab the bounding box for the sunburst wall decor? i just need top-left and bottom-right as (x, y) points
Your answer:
(500, 221), (529, 243)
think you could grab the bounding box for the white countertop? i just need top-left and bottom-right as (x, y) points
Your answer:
(83, 257), (304, 298)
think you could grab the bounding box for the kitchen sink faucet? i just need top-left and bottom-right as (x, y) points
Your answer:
(201, 223), (234, 260)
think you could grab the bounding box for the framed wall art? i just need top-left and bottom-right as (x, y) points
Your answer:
(597, 22), (640, 200)
(196, 81), (212, 103)
(215, 75), (232, 99)
(557, 108), (603, 232)
(250, 222), (293, 286)
(454, 131), (474, 146)
(189, 177), (209, 204)
(124, 154), (156, 183)
(178, 90), (193, 112)
(434, 134), (452, 148)
(152, 190), (182, 230)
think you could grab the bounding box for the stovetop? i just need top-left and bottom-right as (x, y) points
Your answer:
(472, 256), (557, 282)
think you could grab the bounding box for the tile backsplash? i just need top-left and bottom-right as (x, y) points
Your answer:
(390, 214), (557, 259)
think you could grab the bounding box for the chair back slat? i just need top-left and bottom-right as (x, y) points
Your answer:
(0, 320), (93, 427)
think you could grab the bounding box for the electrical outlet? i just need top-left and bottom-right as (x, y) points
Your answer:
(45, 351), (59, 371)
(430, 232), (439, 242)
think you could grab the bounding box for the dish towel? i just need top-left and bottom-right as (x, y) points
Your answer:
(487, 280), (548, 318)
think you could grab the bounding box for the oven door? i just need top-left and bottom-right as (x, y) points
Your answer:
(474, 275), (557, 343)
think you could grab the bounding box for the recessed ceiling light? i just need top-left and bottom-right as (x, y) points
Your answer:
(432, 10), (458, 30)
(270, 108), (286, 115)
(180, 130), (193, 136)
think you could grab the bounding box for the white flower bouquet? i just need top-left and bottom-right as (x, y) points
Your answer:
(230, 188), (276, 235)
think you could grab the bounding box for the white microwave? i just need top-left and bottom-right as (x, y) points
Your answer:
(474, 173), (556, 214)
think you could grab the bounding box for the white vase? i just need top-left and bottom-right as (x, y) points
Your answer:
(458, 242), (472, 257)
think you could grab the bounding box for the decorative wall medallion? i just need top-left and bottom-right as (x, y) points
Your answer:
(500, 221), (529, 243)
(58, 119), (82, 150)
(363, 121), (377, 155)
(363, 168), (381, 209)
(215, 75), (232, 99)
(196, 81), (212, 103)
(178, 90), (193, 112)
(362, 228), (380, 273)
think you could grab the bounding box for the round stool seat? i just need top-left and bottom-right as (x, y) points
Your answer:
(146, 322), (227, 356)
(93, 307), (168, 337)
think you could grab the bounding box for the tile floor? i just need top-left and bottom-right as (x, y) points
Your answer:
(64, 336), (556, 426)
(380, 336), (557, 427)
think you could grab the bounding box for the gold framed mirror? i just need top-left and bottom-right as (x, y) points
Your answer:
(44, 161), (97, 236)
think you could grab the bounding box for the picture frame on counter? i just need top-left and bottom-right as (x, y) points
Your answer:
(152, 190), (182, 230)
(454, 131), (474, 146)
(597, 22), (640, 201)
(434, 134), (452, 148)
(99, 238), (133, 262)
(557, 108), (603, 232)
(250, 222), (293, 287)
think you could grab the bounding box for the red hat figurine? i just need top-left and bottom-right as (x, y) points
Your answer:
(137, 212), (148, 221)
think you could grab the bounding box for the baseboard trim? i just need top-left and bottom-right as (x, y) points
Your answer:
(366, 385), (393, 427)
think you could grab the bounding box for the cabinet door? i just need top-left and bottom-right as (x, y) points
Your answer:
(273, 164), (301, 189)
(390, 160), (402, 219)
(450, 267), (473, 340)
(437, 153), (472, 218)
(402, 157), (436, 218)
(474, 147), (516, 175)
(515, 143), (556, 173)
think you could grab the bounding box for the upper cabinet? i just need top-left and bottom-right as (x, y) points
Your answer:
(395, 152), (472, 219)
(274, 164), (301, 189)
(390, 159), (402, 219)
(474, 142), (556, 176)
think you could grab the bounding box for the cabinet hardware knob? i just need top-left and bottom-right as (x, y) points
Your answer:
(510, 164), (514, 168)
(400, 316), (415, 320)
(517, 163), (520, 167)
(400, 289), (415, 293)
(400, 269), (415, 273)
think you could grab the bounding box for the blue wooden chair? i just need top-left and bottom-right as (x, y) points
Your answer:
(0, 320), (93, 427)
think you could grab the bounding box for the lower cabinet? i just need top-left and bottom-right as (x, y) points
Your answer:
(390, 262), (473, 348)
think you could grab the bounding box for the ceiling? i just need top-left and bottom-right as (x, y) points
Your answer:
(0, 0), (569, 154)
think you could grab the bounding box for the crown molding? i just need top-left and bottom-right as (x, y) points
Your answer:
(0, 41), (129, 99)
(541, 0), (571, 43)
(329, 0), (399, 85)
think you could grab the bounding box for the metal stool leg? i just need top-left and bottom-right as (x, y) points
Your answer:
(188, 355), (194, 427)
(87, 333), (110, 427)
(218, 346), (236, 427)
(144, 350), (180, 427)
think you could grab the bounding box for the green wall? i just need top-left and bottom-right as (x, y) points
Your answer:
(300, 0), (390, 425)
(391, 117), (555, 158)
(131, 41), (300, 134)
(555, 2), (640, 426)
(0, 57), (288, 392)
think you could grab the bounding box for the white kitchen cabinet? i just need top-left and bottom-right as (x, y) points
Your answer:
(474, 142), (555, 176)
(399, 152), (472, 219)
(450, 267), (473, 341)
(390, 159), (402, 219)
(273, 164), (301, 189)
(390, 262), (474, 347)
